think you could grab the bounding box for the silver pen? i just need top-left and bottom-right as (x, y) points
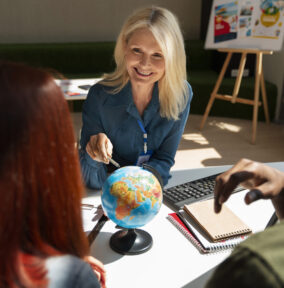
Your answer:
(108, 157), (120, 168)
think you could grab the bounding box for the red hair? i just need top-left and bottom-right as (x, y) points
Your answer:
(0, 62), (89, 287)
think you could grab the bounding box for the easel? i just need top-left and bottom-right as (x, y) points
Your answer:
(199, 48), (273, 144)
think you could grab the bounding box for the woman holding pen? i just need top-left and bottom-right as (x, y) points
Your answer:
(79, 6), (193, 189)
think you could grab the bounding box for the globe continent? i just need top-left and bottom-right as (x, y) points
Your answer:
(101, 166), (163, 228)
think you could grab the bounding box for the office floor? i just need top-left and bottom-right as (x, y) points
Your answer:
(71, 112), (284, 171)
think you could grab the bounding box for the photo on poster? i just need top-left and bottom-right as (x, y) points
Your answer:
(252, 0), (284, 39)
(214, 1), (238, 43)
(240, 1), (254, 16)
(239, 0), (254, 38)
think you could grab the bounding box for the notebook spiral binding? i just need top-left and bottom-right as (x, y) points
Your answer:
(167, 215), (207, 253)
(208, 242), (235, 251)
(215, 229), (251, 240)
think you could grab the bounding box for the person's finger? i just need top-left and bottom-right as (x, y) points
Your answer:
(84, 256), (107, 286)
(86, 142), (96, 159)
(94, 268), (106, 287)
(85, 256), (106, 272)
(87, 135), (101, 159)
(244, 180), (276, 204)
(214, 159), (254, 213)
(90, 266), (106, 288)
(105, 141), (112, 163)
(94, 270), (101, 281)
(230, 170), (255, 184)
(106, 139), (113, 158)
(220, 171), (255, 203)
(214, 177), (223, 213)
(96, 135), (108, 162)
(214, 171), (239, 211)
(245, 189), (264, 204)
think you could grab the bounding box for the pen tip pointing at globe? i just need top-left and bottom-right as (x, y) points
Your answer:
(108, 157), (120, 168)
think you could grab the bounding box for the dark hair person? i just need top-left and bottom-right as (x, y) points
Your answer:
(0, 61), (105, 287)
(206, 158), (284, 288)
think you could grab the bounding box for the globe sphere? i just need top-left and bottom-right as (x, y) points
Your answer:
(101, 166), (163, 228)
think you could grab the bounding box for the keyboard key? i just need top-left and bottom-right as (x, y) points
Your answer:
(163, 173), (244, 211)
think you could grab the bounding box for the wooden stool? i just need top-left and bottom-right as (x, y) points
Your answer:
(199, 48), (273, 144)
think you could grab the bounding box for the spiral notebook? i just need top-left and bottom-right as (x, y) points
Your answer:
(183, 199), (252, 242)
(168, 212), (249, 253)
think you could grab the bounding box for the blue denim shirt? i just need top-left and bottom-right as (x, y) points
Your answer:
(80, 81), (193, 189)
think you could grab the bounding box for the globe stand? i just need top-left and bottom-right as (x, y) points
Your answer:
(110, 228), (153, 255)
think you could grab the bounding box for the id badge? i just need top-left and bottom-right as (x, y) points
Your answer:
(136, 150), (153, 167)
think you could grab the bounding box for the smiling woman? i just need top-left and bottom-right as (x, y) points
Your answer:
(125, 28), (165, 116)
(79, 6), (193, 190)
(125, 28), (165, 83)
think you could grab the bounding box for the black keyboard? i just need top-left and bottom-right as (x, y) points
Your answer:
(163, 173), (244, 211)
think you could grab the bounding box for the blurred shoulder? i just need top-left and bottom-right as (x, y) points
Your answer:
(206, 222), (284, 288)
(46, 255), (100, 288)
(206, 246), (282, 288)
(240, 221), (284, 254)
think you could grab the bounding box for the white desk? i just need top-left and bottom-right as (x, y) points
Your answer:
(84, 162), (284, 288)
(55, 78), (101, 101)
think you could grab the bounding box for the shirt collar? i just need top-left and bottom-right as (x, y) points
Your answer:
(126, 81), (160, 125)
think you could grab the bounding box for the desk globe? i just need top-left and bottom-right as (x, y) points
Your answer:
(101, 166), (163, 255)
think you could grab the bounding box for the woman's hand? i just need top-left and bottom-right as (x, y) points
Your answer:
(214, 158), (284, 219)
(84, 256), (106, 288)
(86, 133), (113, 164)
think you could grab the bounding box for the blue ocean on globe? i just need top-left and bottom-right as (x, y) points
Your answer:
(101, 166), (163, 228)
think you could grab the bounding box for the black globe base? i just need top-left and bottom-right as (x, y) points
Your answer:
(110, 228), (153, 255)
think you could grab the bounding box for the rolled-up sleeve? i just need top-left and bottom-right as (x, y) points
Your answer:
(79, 85), (108, 189)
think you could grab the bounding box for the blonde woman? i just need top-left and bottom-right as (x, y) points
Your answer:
(80, 6), (193, 189)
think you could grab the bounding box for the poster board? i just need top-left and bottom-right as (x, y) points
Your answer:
(205, 0), (284, 51)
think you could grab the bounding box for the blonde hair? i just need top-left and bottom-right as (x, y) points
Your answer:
(101, 6), (189, 120)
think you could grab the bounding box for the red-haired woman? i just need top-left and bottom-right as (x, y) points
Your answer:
(0, 61), (106, 287)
